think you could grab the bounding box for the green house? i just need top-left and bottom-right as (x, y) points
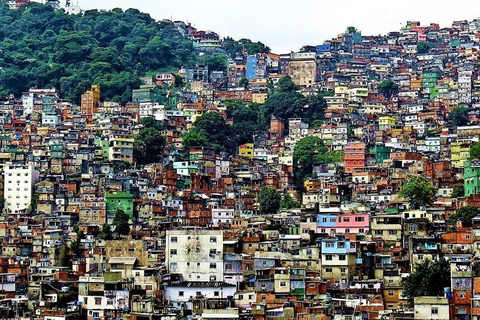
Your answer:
(370, 146), (391, 164)
(464, 161), (480, 197)
(132, 85), (168, 104)
(105, 191), (134, 217)
(50, 144), (64, 159)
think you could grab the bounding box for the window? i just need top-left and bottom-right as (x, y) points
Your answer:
(238, 294), (244, 300)
(171, 237), (177, 243)
(94, 298), (102, 305)
(325, 242), (334, 248)
(325, 255), (333, 260)
(179, 291), (184, 297)
(355, 216), (365, 222)
(210, 263), (217, 269)
(325, 267), (332, 273)
(170, 263), (177, 270)
(431, 307), (438, 314)
(375, 230), (383, 235)
(388, 230), (397, 235)
(466, 234), (471, 240)
(210, 236), (217, 243)
(279, 281), (287, 287)
(145, 285), (153, 291)
(388, 290), (394, 296)
(170, 249), (177, 256)
(343, 217), (350, 222)
(309, 283), (316, 288)
(339, 255), (346, 261)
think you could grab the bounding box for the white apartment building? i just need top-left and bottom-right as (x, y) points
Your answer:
(3, 162), (37, 214)
(212, 207), (234, 227)
(166, 229), (224, 282)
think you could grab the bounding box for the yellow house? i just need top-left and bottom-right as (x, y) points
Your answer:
(252, 92), (268, 104)
(410, 79), (422, 91)
(451, 141), (471, 168)
(364, 104), (384, 115)
(304, 179), (320, 194)
(238, 143), (254, 158)
(378, 116), (396, 128)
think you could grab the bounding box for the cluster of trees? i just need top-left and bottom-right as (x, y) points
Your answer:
(0, 3), (197, 103)
(263, 77), (332, 121)
(402, 258), (451, 306)
(0, 2), (272, 103)
(257, 187), (300, 215)
(223, 37), (270, 58)
(450, 106), (469, 126)
(181, 78), (331, 157)
(398, 176), (436, 209)
(293, 136), (344, 190)
(134, 117), (166, 164)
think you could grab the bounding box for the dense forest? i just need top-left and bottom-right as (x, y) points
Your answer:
(0, 2), (269, 103)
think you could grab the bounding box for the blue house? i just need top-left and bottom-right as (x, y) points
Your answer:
(246, 55), (258, 81)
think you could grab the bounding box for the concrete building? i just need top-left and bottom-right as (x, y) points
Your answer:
(413, 296), (453, 320)
(3, 162), (36, 214)
(166, 229), (224, 282)
(288, 52), (317, 87)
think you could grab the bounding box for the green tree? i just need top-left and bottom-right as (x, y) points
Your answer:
(134, 127), (166, 164)
(100, 224), (114, 240)
(450, 184), (465, 198)
(230, 103), (265, 145)
(312, 120), (323, 129)
(113, 210), (130, 236)
(449, 206), (479, 227)
(450, 106), (469, 126)
(471, 141), (480, 160)
(181, 128), (209, 150)
(280, 192), (300, 210)
(193, 112), (233, 151)
(293, 136), (328, 189)
(0, 2), (197, 100)
(347, 26), (358, 34)
(398, 176), (437, 208)
(140, 116), (165, 131)
(417, 42), (435, 54)
(199, 54), (228, 71)
(402, 258), (451, 307)
(238, 77), (249, 89)
(276, 76), (299, 93)
(258, 186), (281, 215)
(378, 80), (399, 99)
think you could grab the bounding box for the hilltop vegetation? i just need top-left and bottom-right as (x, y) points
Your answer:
(0, 2), (198, 103)
(0, 2), (271, 104)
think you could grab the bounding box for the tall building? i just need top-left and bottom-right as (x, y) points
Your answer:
(3, 162), (36, 214)
(344, 142), (366, 173)
(81, 85), (100, 123)
(288, 52), (317, 87)
(166, 229), (224, 282)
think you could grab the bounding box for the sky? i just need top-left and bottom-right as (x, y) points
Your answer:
(58, 0), (480, 53)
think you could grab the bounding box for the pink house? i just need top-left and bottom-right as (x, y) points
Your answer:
(335, 214), (370, 234)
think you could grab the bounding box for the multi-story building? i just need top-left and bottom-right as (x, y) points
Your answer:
(166, 229), (224, 282)
(288, 52), (317, 87)
(3, 162), (36, 214)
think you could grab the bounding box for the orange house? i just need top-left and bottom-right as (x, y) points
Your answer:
(344, 142), (366, 173)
